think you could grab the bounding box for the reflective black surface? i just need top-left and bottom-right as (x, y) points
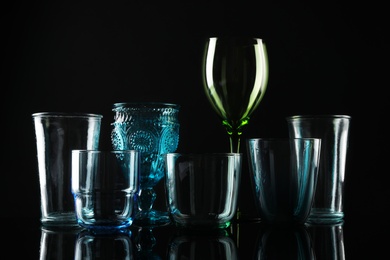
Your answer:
(2, 2), (388, 259)
(3, 216), (388, 259)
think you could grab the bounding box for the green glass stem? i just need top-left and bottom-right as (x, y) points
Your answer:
(229, 133), (241, 153)
(223, 117), (249, 153)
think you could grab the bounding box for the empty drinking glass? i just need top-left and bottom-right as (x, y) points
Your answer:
(246, 138), (321, 225)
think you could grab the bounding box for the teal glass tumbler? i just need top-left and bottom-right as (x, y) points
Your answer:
(246, 138), (321, 225)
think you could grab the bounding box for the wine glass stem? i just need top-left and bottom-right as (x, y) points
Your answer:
(229, 133), (241, 153)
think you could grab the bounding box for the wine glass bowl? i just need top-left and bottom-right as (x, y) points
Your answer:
(111, 102), (180, 226)
(202, 37), (269, 153)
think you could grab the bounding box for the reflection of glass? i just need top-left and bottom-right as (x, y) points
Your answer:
(111, 102), (180, 226)
(74, 229), (134, 260)
(168, 229), (238, 259)
(254, 225), (314, 259)
(133, 226), (161, 259)
(202, 37), (268, 153)
(306, 222), (345, 260)
(39, 227), (79, 260)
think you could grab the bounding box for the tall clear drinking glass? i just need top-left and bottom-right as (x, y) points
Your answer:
(32, 112), (102, 228)
(286, 115), (351, 224)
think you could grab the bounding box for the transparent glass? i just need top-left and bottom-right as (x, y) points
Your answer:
(165, 153), (242, 229)
(32, 112), (102, 228)
(39, 227), (79, 259)
(168, 229), (238, 259)
(71, 150), (140, 233)
(246, 138), (321, 225)
(202, 37), (269, 153)
(306, 222), (345, 260)
(75, 229), (134, 259)
(286, 115), (351, 224)
(254, 225), (314, 259)
(111, 102), (180, 226)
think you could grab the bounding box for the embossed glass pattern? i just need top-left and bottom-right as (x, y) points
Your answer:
(111, 102), (180, 226)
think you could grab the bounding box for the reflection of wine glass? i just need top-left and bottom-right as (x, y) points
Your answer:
(111, 102), (180, 226)
(202, 37), (269, 153)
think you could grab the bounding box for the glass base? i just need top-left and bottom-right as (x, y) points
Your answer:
(306, 208), (344, 224)
(41, 212), (82, 230)
(133, 210), (171, 227)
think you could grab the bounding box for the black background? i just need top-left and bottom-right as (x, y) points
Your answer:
(2, 2), (388, 258)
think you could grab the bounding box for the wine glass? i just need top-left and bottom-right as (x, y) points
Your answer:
(201, 37), (269, 153)
(111, 102), (180, 226)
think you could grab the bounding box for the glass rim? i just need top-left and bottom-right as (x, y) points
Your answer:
(112, 102), (180, 109)
(246, 137), (321, 142)
(71, 149), (138, 154)
(165, 152), (243, 157)
(32, 112), (103, 119)
(208, 36), (265, 40)
(286, 114), (351, 120)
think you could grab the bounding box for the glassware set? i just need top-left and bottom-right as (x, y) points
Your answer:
(32, 37), (351, 234)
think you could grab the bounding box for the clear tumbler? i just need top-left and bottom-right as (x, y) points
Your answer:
(286, 115), (351, 224)
(32, 112), (102, 228)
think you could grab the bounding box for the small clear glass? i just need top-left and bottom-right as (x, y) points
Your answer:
(247, 138), (321, 225)
(71, 150), (139, 233)
(165, 153), (242, 229)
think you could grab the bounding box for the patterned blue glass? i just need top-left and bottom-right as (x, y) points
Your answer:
(111, 102), (180, 226)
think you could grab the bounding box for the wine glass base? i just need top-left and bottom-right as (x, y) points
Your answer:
(133, 210), (171, 227)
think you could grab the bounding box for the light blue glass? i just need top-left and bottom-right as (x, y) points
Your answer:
(246, 138), (321, 225)
(111, 102), (180, 226)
